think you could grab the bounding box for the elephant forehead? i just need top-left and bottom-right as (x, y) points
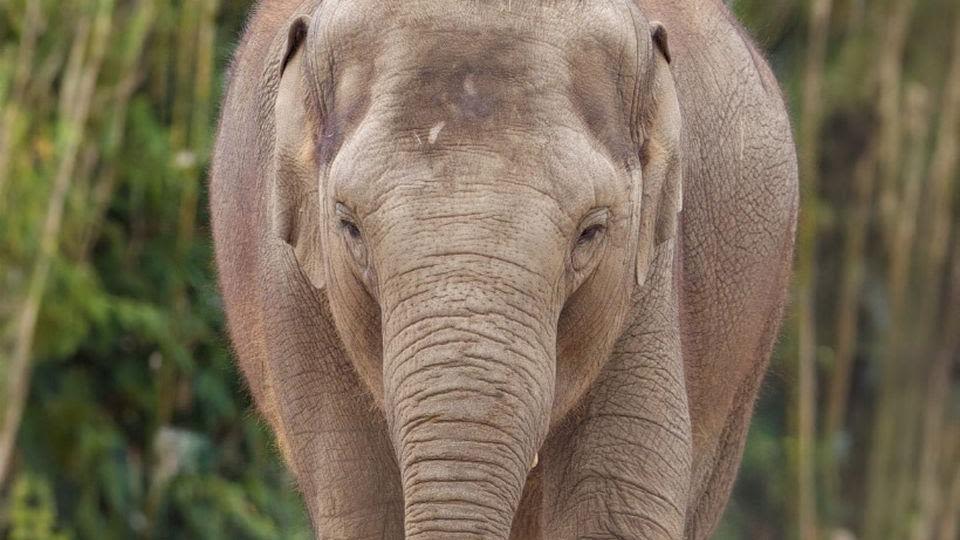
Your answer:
(309, 0), (646, 162)
(310, 0), (642, 57)
(314, 0), (643, 215)
(381, 37), (550, 134)
(329, 114), (627, 229)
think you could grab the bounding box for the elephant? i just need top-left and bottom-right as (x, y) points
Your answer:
(209, 0), (798, 538)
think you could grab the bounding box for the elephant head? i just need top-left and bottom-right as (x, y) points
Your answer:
(266, 0), (683, 535)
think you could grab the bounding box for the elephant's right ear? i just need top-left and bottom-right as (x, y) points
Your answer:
(272, 16), (325, 290)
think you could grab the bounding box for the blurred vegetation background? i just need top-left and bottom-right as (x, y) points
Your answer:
(0, 0), (956, 538)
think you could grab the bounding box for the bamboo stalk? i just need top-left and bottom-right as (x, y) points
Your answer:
(57, 6), (93, 127)
(936, 430), (960, 540)
(793, 0), (834, 537)
(885, 83), (932, 539)
(78, 0), (158, 258)
(914, 244), (960, 540)
(170, 0), (199, 153)
(905, 7), (960, 539)
(192, 0), (217, 155)
(874, 0), (917, 239)
(861, 1), (918, 537)
(0, 1), (44, 210)
(919, 4), (960, 314)
(823, 141), (876, 513)
(175, 0), (218, 260)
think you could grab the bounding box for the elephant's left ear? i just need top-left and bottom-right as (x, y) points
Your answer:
(633, 21), (683, 287)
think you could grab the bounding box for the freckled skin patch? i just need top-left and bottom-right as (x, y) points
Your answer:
(211, 0), (798, 538)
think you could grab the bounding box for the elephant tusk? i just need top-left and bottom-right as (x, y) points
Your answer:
(531, 453), (539, 469)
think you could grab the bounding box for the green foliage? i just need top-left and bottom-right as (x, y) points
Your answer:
(0, 1), (310, 538)
(8, 474), (70, 540)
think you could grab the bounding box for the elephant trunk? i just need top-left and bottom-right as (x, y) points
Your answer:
(381, 262), (555, 539)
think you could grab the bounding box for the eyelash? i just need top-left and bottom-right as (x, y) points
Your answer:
(339, 219), (361, 239)
(577, 224), (605, 245)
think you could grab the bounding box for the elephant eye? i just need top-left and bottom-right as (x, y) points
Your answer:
(339, 218), (361, 240)
(335, 203), (368, 267)
(338, 217), (368, 267)
(335, 203), (363, 240)
(577, 224), (605, 245)
(570, 209), (609, 275)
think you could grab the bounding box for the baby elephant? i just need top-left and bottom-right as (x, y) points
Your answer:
(210, 0), (797, 538)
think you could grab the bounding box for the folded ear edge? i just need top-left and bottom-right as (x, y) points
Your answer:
(634, 22), (683, 287)
(273, 15), (326, 291)
(651, 21), (672, 64)
(282, 17), (309, 75)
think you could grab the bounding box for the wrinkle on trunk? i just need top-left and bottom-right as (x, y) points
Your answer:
(380, 265), (556, 539)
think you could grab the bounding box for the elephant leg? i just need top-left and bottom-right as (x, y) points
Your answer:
(261, 238), (403, 538)
(679, 220), (796, 539)
(540, 242), (692, 539)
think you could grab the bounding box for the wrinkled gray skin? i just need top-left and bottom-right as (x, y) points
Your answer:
(210, 0), (797, 538)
